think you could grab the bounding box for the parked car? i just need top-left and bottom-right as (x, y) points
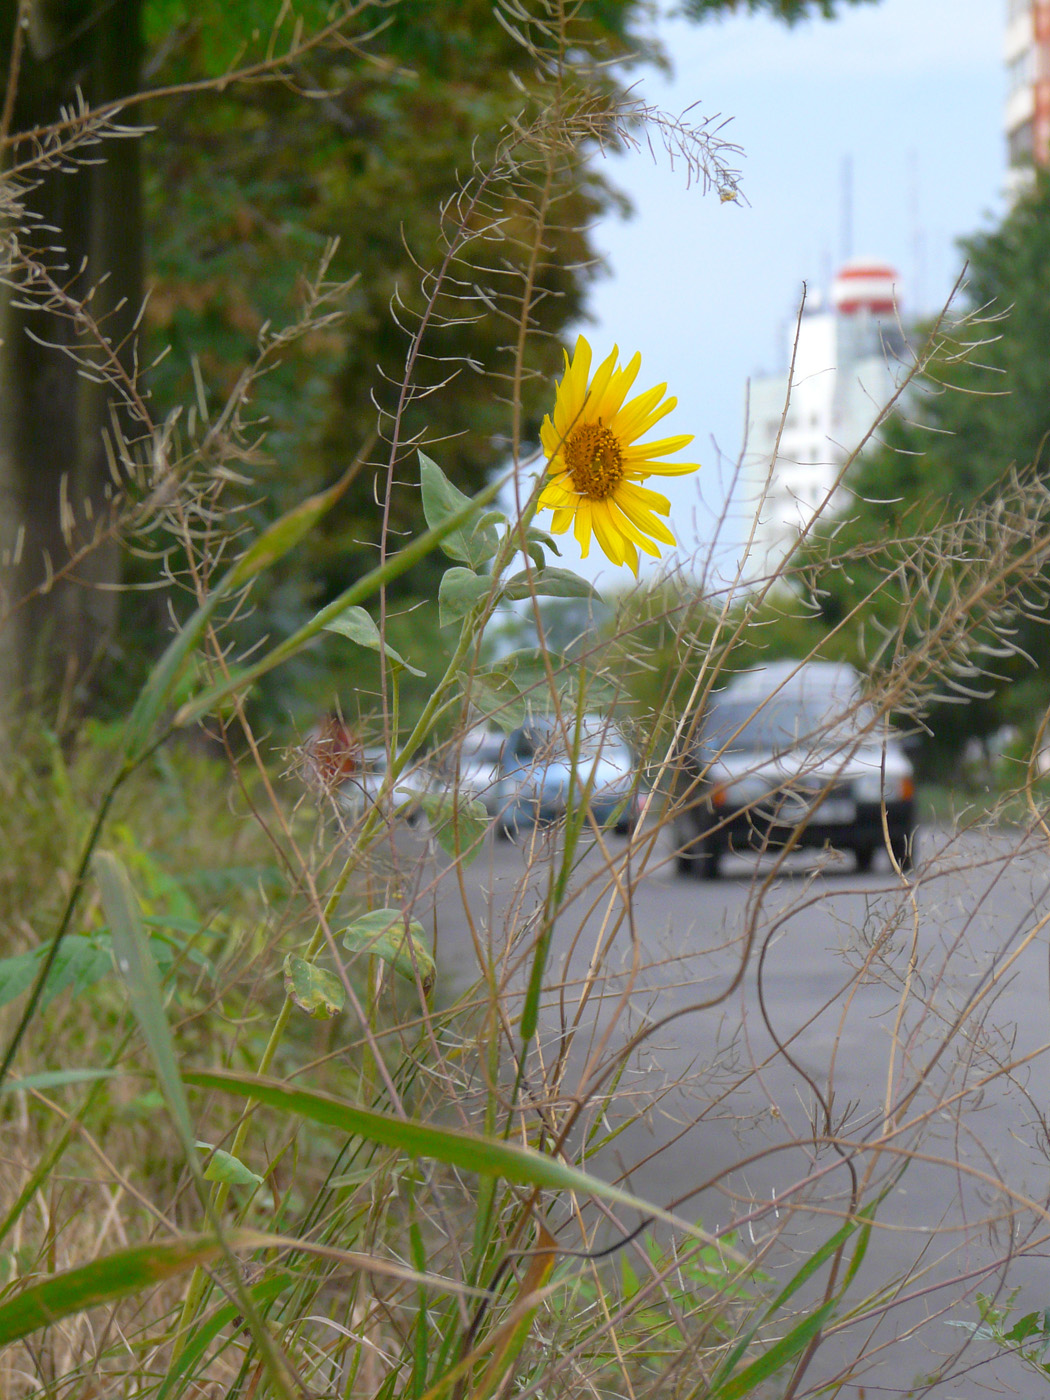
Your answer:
(337, 746), (435, 827)
(496, 713), (642, 837)
(439, 727), (505, 816)
(672, 661), (916, 878)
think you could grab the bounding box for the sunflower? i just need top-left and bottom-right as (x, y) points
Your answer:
(536, 335), (700, 573)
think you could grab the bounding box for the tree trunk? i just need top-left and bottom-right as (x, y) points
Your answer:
(0, 0), (143, 720)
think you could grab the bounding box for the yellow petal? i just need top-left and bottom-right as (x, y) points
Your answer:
(616, 479), (671, 515)
(613, 383), (669, 442)
(550, 505), (575, 534)
(582, 344), (620, 422)
(567, 334), (594, 408)
(622, 433), (694, 460)
(612, 491), (676, 548)
(621, 534), (640, 575)
(625, 458), (702, 478)
(552, 336), (592, 437)
(590, 500), (626, 567)
(537, 478), (574, 512)
(574, 497), (593, 558)
(540, 414), (562, 458)
(593, 351), (642, 425)
(611, 384), (671, 444)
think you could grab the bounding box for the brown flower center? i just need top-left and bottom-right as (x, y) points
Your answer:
(563, 421), (624, 500)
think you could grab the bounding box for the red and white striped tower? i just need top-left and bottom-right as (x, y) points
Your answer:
(831, 261), (900, 317)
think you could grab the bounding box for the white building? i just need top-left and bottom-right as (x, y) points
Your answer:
(1004, 0), (1050, 191)
(740, 261), (910, 583)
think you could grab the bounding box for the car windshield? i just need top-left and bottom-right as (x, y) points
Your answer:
(514, 721), (630, 764)
(701, 698), (881, 754)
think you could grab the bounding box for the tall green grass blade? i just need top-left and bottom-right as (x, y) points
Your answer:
(759, 1215), (859, 1319)
(0, 1235), (230, 1346)
(708, 1199), (881, 1393)
(707, 1214), (859, 1390)
(94, 854), (293, 1394)
(157, 1273), (294, 1400)
(841, 1200), (879, 1292)
(223, 474), (352, 591)
(94, 851), (195, 1146)
(0, 1069), (116, 1096)
(708, 1299), (836, 1400)
(183, 1070), (732, 1246)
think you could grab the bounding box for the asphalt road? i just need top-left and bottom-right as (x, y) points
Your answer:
(416, 816), (1050, 1398)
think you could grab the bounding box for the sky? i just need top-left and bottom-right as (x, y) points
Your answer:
(545, 0), (1005, 589)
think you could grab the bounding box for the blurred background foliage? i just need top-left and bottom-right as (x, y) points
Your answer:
(115, 0), (653, 725)
(3, 0), (1046, 782)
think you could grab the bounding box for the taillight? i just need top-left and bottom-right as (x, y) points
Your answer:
(711, 785), (727, 809)
(901, 776), (915, 802)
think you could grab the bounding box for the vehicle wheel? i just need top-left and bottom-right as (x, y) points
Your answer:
(890, 830), (917, 873)
(676, 838), (720, 879)
(697, 843), (721, 880)
(496, 819), (515, 842)
(854, 844), (875, 874)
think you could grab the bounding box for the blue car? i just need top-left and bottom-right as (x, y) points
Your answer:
(496, 714), (641, 838)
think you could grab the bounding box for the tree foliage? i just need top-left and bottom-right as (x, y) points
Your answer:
(681, 0), (877, 23)
(799, 173), (1050, 770)
(116, 1), (659, 714)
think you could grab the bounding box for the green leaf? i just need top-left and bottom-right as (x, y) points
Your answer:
(419, 452), (499, 566)
(323, 607), (425, 677)
(0, 949), (42, 1008)
(94, 855), (290, 1376)
(282, 954), (346, 1020)
(458, 666), (534, 734)
(0, 1234), (232, 1347)
(341, 909), (435, 996)
(0, 936), (113, 1011)
(198, 1144), (264, 1189)
(93, 852), (195, 1150)
(0, 1069), (116, 1097)
(438, 567), (495, 628)
(419, 793), (489, 862)
(40, 935), (114, 1008)
(502, 567), (598, 603)
(525, 526), (561, 558)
